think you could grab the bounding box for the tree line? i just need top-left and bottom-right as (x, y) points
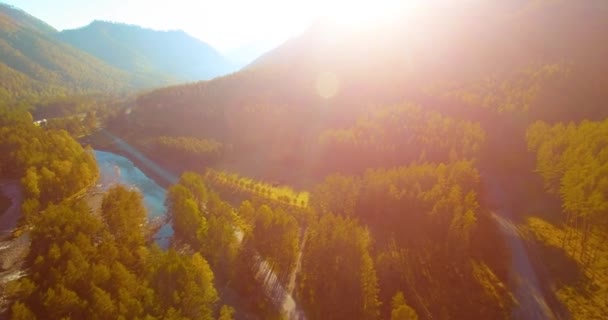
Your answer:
(205, 169), (308, 208)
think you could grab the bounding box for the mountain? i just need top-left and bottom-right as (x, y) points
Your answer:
(58, 21), (236, 84)
(129, 0), (608, 176)
(0, 2), (54, 34)
(0, 4), (131, 101)
(249, 0), (608, 87)
(135, 0), (608, 117)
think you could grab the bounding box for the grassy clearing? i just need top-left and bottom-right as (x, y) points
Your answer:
(523, 216), (608, 319)
(205, 169), (309, 208)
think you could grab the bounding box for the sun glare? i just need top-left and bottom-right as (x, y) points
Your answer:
(315, 71), (340, 99)
(319, 0), (418, 28)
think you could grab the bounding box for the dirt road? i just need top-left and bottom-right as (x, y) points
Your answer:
(485, 178), (555, 320)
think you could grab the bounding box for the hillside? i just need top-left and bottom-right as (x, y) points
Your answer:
(0, 2), (54, 34)
(58, 21), (236, 84)
(129, 0), (608, 179)
(0, 4), (131, 101)
(249, 0), (608, 97)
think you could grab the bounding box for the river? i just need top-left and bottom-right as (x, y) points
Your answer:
(94, 150), (172, 248)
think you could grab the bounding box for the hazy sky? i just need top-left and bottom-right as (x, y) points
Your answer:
(5, 0), (413, 52)
(0, 0), (328, 51)
(3, 0), (327, 52)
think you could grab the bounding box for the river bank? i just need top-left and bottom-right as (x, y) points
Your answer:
(81, 129), (178, 188)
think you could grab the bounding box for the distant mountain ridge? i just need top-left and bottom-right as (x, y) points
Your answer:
(58, 21), (236, 83)
(0, 3), (130, 101)
(0, 3), (55, 34)
(0, 3), (241, 101)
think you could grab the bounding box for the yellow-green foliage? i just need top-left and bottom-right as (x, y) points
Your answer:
(0, 106), (99, 215)
(524, 216), (608, 319)
(205, 169), (309, 208)
(525, 118), (608, 318)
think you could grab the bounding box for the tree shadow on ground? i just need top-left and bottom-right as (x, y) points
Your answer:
(528, 238), (588, 319)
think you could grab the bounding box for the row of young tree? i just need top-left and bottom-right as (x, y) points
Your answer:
(166, 172), (240, 281)
(205, 169), (308, 208)
(237, 201), (301, 283)
(166, 173), (303, 315)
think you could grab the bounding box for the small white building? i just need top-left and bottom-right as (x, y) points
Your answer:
(33, 119), (47, 126)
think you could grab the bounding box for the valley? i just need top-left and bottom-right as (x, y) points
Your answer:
(1, 1), (608, 319)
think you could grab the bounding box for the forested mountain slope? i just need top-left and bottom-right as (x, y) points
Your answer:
(129, 0), (608, 179)
(0, 4), (131, 101)
(58, 21), (235, 84)
(0, 4), (238, 102)
(0, 2), (54, 34)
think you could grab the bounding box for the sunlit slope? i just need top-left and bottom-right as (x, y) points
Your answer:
(138, 0), (608, 105)
(128, 0), (608, 184)
(134, 0), (608, 132)
(249, 0), (608, 90)
(0, 4), (131, 101)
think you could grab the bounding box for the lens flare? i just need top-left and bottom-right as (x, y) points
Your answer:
(315, 72), (340, 99)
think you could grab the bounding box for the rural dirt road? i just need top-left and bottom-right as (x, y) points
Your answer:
(485, 178), (555, 320)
